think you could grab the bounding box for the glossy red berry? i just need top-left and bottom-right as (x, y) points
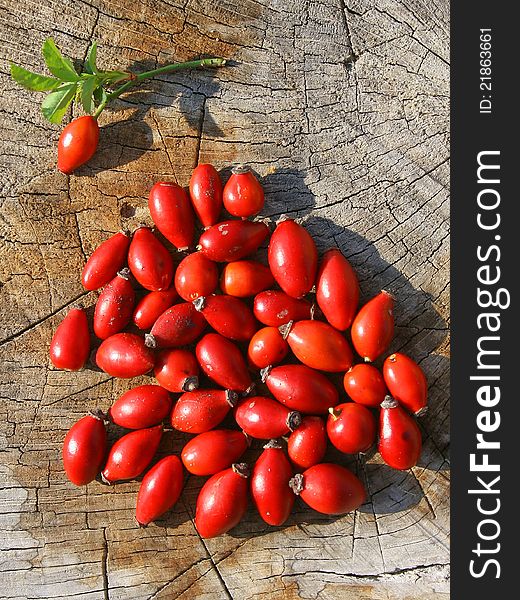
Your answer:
(135, 455), (184, 526)
(290, 463), (366, 515)
(154, 348), (199, 393)
(220, 260), (274, 297)
(316, 249), (359, 330)
(49, 307), (90, 371)
(287, 416), (327, 470)
(222, 165), (264, 218)
(379, 396), (422, 470)
(195, 463), (250, 538)
(174, 252), (218, 302)
(171, 389), (238, 433)
(351, 291), (395, 362)
(95, 333), (155, 378)
(108, 385), (172, 429)
(327, 403), (376, 454)
(193, 295), (258, 342)
(189, 163), (223, 228)
(57, 115), (99, 174)
(234, 397), (301, 439)
(101, 425), (163, 484)
(81, 231), (130, 291)
(196, 333), (252, 392)
(148, 181), (195, 251)
(181, 429), (249, 475)
(268, 220), (317, 298)
(198, 220), (269, 262)
(251, 439), (294, 526)
(247, 327), (289, 369)
(343, 364), (388, 408)
(262, 364), (339, 415)
(147, 302), (206, 349)
(132, 287), (178, 330)
(383, 353), (428, 415)
(93, 269), (135, 340)
(128, 226), (174, 291)
(62, 413), (107, 486)
(253, 290), (312, 327)
(285, 320), (354, 373)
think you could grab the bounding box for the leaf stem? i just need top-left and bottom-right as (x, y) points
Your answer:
(92, 57), (226, 118)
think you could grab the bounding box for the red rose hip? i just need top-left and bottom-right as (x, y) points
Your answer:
(95, 333), (155, 378)
(351, 290), (395, 362)
(57, 115), (99, 174)
(189, 163), (223, 228)
(147, 303), (206, 349)
(253, 290), (312, 327)
(222, 165), (264, 218)
(287, 416), (327, 470)
(132, 287), (178, 330)
(135, 455), (184, 526)
(379, 396), (422, 470)
(234, 396), (301, 439)
(196, 333), (252, 392)
(290, 463), (366, 515)
(154, 348), (199, 393)
(108, 385), (172, 429)
(128, 226), (174, 291)
(148, 181), (195, 251)
(383, 353), (428, 415)
(193, 295), (258, 342)
(195, 463), (250, 538)
(171, 389), (238, 433)
(62, 413), (107, 486)
(343, 364), (388, 408)
(181, 429), (249, 475)
(248, 327), (289, 369)
(174, 252), (218, 302)
(93, 269), (135, 340)
(268, 220), (317, 298)
(327, 403), (376, 454)
(198, 220), (269, 262)
(49, 307), (90, 371)
(81, 231), (130, 291)
(220, 260), (274, 297)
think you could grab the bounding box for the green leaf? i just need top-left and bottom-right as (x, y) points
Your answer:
(42, 38), (79, 82)
(10, 62), (61, 91)
(80, 76), (97, 113)
(85, 41), (98, 75)
(93, 85), (108, 107)
(41, 83), (76, 123)
(102, 70), (129, 85)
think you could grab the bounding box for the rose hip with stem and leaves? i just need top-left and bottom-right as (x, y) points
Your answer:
(10, 38), (226, 172)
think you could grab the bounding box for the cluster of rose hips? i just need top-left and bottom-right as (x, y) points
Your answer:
(51, 163), (428, 537)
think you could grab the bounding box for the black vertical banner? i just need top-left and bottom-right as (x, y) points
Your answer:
(451, 3), (516, 598)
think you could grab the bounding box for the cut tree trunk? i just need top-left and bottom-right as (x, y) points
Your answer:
(0, 0), (449, 598)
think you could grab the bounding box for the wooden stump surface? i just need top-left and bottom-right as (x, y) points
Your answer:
(0, 0), (450, 598)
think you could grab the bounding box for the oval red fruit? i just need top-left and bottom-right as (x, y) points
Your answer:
(234, 397), (301, 439)
(174, 252), (218, 302)
(251, 439), (294, 526)
(154, 348), (199, 393)
(181, 429), (249, 475)
(199, 220), (269, 262)
(93, 269), (135, 339)
(108, 385), (172, 429)
(81, 231), (130, 291)
(383, 353), (428, 415)
(148, 181), (195, 250)
(50, 307), (90, 371)
(344, 363), (387, 408)
(263, 364), (339, 415)
(128, 226), (174, 291)
(171, 389), (238, 433)
(135, 455), (184, 526)
(57, 115), (99, 174)
(196, 333), (252, 392)
(189, 163), (223, 228)
(286, 320), (353, 372)
(268, 220), (317, 298)
(95, 333), (155, 378)
(287, 416), (327, 470)
(379, 396), (422, 470)
(220, 260), (274, 297)
(253, 290), (312, 327)
(316, 249), (359, 330)
(290, 463), (366, 515)
(222, 165), (264, 218)
(195, 463), (250, 538)
(327, 403), (376, 454)
(193, 295), (258, 342)
(148, 303), (206, 349)
(101, 425), (163, 483)
(133, 287), (178, 330)
(62, 413), (107, 486)
(248, 327), (288, 369)
(351, 291), (395, 362)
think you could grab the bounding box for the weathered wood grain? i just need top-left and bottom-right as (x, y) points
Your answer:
(0, 0), (449, 598)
